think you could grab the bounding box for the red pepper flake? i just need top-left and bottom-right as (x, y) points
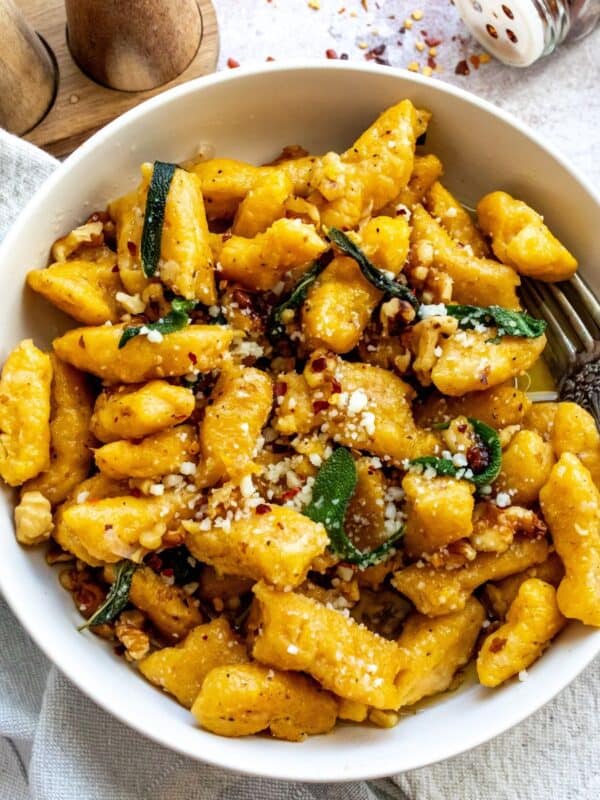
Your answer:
(274, 381), (288, 398)
(147, 554), (163, 571)
(127, 240), (137, 256)
(256, 504), (272, 515)
(188, 352), (198, 365)
(424, 36), (442, 47)
(222, 231), (233, 242)
(266, 56), (275, 61)
(427, 55), (436, 69)
(111, 264), (120, 273)
(130, 487), (141, 498)
(330, 377), (342, 394)
(312, 400), (330, 414)
(326, 48), (338, 59)
(280, 488), (300, 502)
(161, 567), (174, 578)
(311, 356), (328, 373)
(227, 58), (240, 69)
(470, 54), (481, 69)
(365, 43), (389, 65)
(489, 636), (507, 653)
(455, 59), (470, 76)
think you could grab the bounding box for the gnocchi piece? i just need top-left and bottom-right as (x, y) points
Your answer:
(110, 165), (216, 303)
(392, 536), (549, 616)
(551, 402), (600, 487)
(54, 491), (188, 565)
(27, 254), (122, 325)
(184, 505), (328, 589)
(313, 100), (419, 229)
(477, 191), (577, 282)
(302, 352), (437, 463)
(197, 365), (273, 487)
(483, 552), (564, 619)
(383, 153), (444, 212)
(192, 662), (338, 741)
(94, 424), (198, 479)
(477, 579), (565, 687)
(344, 457), (388, 551)
(24, 355), (94, 505)
(0, 340), (52, 486)
(425, 182), (489, 257)
(432, 329), (547, 397)
(523, 401), (558, 441)
(302, 217), (410, 354)
(402, 472), (475, 557)
(139, 618), (248, 708)
(232, 170), (293, 238)
(53, 324), (233, 384)
(14, 491), (54, 546)
(219, 218), (327, 291)
(395, 597), (485, 707)
(90, 381), (195, 443)
(190, 159), (267, 219)
(539, 453), (600, 626)
(416, 383), (531, 429)
(127, 566), (203, 642)
(495, 430), (554, 506)
(272, 371), (314, 437)
(410, 205), (521, 309)
(251, 582), (405, 709)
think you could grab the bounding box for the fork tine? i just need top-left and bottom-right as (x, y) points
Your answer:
(568, 273), (600, 331)
(546, 283), (596, 352)
(521, 281), (576, 372)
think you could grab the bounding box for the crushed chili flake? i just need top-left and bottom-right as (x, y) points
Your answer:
(161, 567), (174, 578)
(126, 240), (137, 256)
(455, 59), (470, 76)
(188, 352), (198, 365)
(311, 356), (328, 372)
(427, 55), (437, 69)
(312, 400), (330, 414)
(280, 488), (300, 502)
(146, 554), (163, 571)
(326, 48), (338, 59)
(274, 381), (288, 398)
(266, 56), (275, 62)
(227, 58), (240, 69)
(425, 36), (442, 47)
(256, 504), (272, 515)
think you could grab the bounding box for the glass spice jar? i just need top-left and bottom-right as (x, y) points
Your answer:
(454, 0), (600, 66)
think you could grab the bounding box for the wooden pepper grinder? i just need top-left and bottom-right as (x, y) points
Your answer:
(65, 0), (203, 91)
(0, 0), (56, 135)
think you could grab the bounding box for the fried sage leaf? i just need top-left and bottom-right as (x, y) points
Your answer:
(303, 447), (404, 569)
(446, 304), (547, 344)
(267, 254), (331, 340)
(78, 560), (137, 630)
(141, 160), (177, 278)
(326, 227), (419, 309)
(409, 417), (502, 488)
(118, 297), (197, 348)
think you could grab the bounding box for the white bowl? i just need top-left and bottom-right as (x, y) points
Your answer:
(1, 62), (599, 782)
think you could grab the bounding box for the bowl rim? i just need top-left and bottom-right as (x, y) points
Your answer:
(1, 60), (599, 782)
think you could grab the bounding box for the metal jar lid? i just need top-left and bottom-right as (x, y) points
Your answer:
(454, 0), (548, 66)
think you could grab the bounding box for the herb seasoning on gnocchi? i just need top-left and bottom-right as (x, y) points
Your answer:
(4, 99), (598, 742)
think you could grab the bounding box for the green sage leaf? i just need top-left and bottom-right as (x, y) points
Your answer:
(409, 456), (458, 477)
(303, 447), (404, 569)
(446, 304), (547, 344)
(469, 417), (502, 487)
(118, 297), (198, 348)
(326, 227), (419, 309)
(78, 561), (137, 630)
(267, 254), (331, 340)
(141, 161), (177, 278)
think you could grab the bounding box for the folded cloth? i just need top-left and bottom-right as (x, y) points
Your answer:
(0, 129), (598, 800)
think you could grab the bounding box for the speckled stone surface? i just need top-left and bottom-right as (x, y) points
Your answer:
(213, 0), (600, 183)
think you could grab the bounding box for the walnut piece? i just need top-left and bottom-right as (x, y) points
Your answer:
(115, 611), (150, 661)
(14, 491), (54, 546)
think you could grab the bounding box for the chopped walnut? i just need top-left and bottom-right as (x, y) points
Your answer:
(424, 268), (453, 304)
(410, 315), (458, 386)
(115, 291), (146, 315)
(51, 222), (104, 261)
(115, 611), (150, 661)
(14, 492), (54, 546)
(470, 505), (546, 553)
(426, 539), (478, 569)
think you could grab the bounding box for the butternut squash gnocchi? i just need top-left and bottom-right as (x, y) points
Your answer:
(3, 99), (596, 742)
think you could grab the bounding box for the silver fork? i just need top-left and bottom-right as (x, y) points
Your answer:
(520, 274), (600, 425)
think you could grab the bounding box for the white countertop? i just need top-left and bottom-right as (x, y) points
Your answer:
(213, 0), (600, 182)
